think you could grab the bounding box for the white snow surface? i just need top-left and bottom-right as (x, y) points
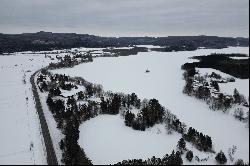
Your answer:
(0, 54), (54, 164)
(136, 45), (164, 49)
(52, 47), (249, 164)
(230, 57), (249, 60)
(80, 115), (180, 165)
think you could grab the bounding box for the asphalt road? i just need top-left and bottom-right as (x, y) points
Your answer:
(30, 71), (58, 165)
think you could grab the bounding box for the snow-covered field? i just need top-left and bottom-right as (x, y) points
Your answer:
(79, 115), (180, 165)
(80, 115), (218, 165)
(52, 47), (249, 164)
(0, 54), (53, 164)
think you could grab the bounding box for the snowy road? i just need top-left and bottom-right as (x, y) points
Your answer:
(30, 71), (58, 165)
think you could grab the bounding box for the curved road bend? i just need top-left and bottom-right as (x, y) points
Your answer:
(30, 71), (58, 165)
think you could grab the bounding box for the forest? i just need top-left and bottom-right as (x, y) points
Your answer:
(181, 53), (249, 79)
(0, 32), (248, 53)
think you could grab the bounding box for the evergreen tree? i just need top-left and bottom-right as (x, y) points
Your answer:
(186, 68), (196, 78)
(183, 78), (193, 95)
(60, 139), (64, 150)
(184, 127), (213, 152)
(211, 81), (220, 91)
(186, 150), (193, 162)
(46, 96), (54, 108)
(63, 117), (80, 165)
(141, 99), (164, 127)
(215, 151), (227, 165)
(169, 151), (183, 165)
(177, 138), (186, 152)
(210, 72), (222, 79)
(41, 81), (48, 91)
(49, 87), (61, 96)
(205, 135), (213, 150)
(125, 111), (135, 127)
(110, 94), (121, 114)
(196, 86), (211, 100)
(100, 97), (108, 114)
(234, 159), (247, 165)
(234, 89), (241, 104)
(77, 91), (85, 100)
(54, 100), (65, 114)
(86, 84), (94, 97)
(184, 127), (196, 142)
(67, 96), (76, 107)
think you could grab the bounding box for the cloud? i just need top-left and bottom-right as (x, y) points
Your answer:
(0, 0), (248, 37)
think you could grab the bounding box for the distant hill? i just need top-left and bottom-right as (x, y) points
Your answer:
(0, 31), (248, 53)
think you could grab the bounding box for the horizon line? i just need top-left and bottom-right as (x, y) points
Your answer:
(0, 31), (248, 39)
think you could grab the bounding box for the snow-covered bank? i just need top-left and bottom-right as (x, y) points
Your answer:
(53, 47), (249, 164)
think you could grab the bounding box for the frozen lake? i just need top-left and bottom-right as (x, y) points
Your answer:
(53, 47), (249, 164)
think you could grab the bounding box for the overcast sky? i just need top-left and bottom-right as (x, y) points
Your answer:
(0, 0), (249, 37)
